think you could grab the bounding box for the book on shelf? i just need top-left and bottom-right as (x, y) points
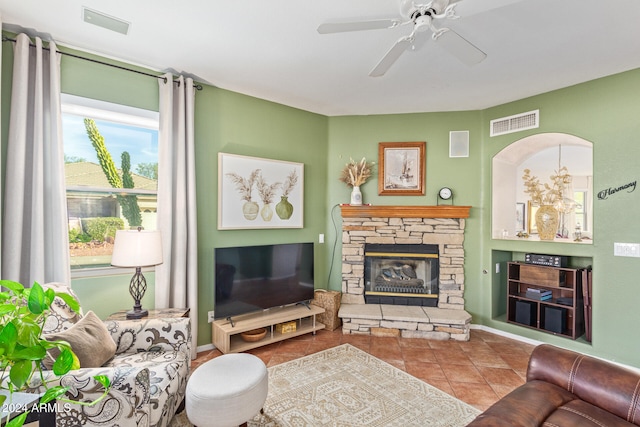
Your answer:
(526, 293), (553, 301)
(526, 288), (553, 300)
(526, 288), (552, 295)
(556, 297), (573, 306)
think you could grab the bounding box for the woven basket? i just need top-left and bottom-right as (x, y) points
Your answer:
(240, 328), (267, 342)
(311, 290), (342, 331)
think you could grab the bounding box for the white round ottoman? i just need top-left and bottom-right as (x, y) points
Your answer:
(186, 353), (268, 427)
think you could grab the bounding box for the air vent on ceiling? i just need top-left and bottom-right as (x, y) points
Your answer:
(83, 7), (130, 35)
(490, 110), (539, 137)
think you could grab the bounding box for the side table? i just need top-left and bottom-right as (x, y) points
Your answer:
(107, 307), (190, 321)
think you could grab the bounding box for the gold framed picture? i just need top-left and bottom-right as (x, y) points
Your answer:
(377, 141), (426, 196)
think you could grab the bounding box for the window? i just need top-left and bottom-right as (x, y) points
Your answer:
(573, 191), (587, 232)
(62, 95), (159, 271)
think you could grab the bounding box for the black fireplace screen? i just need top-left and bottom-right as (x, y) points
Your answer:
(364, 244), (439, 306)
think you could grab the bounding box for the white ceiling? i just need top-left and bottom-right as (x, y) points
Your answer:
(2, 0), (640, 116)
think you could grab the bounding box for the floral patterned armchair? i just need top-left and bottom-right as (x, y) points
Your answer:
(26, 283), (191, 427)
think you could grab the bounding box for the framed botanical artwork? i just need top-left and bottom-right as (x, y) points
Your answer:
(378, 141), (426, 195)
(218, 153), (304, 229)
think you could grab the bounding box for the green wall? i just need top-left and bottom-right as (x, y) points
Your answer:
(478, 69), (640, 367)
(324, 112), (484, 296)
(324, 70), (640, 367)
(194, 87), (328, 345)
(3, 34), (640, 367)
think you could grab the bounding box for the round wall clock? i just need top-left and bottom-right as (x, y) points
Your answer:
(438, 187), (453, 200)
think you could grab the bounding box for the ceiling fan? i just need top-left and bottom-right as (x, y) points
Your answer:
(317, 0), (486, 77)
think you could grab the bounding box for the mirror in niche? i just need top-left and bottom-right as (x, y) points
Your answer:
(492, 133), (593, 243)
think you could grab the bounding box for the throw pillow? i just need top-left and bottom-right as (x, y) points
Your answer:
(44, 310), (116, 369)
(42, 282), (82, 334)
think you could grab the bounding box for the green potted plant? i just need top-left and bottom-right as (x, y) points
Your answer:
(0, 280), (110, 427)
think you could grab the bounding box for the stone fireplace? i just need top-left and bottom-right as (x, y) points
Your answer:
(338, 205), (473, 341)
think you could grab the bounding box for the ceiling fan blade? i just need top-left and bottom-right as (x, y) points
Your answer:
(369, 37), (413, 77)
(409, 30), (430, 51)
(435, 28), (486, 65)
(317, 19), (401, 34)
(454, 0), (526, 19)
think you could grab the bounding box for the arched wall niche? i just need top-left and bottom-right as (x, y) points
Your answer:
(492, 132), (593, 243)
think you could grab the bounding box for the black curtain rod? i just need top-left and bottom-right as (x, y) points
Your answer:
(2, 35), (203, 90)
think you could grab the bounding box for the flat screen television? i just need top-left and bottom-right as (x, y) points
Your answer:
(214, 242), (315, 320)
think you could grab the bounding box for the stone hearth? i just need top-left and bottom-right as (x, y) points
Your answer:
(338, 205), (473, 341)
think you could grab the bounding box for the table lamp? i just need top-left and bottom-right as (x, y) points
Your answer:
(111, 227), (163, 319)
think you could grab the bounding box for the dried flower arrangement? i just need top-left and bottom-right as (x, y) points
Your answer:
(281, 169), (298, 197)
(226, 169), (261, 201)
(339, 157), (375, 187)
(256, 173), (281, 204)
(522, 166), (572, 207)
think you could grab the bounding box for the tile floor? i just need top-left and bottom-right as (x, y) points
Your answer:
(193, 328), (535, 411)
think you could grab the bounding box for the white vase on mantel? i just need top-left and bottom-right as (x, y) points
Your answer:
(350, 185), (363, 206)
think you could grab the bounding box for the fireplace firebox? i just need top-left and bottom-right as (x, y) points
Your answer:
(364, 244), (439, 307)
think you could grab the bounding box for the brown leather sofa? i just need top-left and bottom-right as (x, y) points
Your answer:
(468, 344), (640, 426)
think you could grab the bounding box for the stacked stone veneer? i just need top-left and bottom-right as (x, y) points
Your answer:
(339, 214), (471, 341)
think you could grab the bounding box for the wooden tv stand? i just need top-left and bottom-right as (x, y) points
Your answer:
(212, 304), (325, 354)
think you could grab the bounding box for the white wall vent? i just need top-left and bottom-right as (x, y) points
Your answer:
(490, 109), (539, 137)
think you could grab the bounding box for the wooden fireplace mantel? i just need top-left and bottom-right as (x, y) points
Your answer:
(340, 205), (471, 219)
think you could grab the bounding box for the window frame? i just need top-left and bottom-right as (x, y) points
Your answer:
(61, 94), (160, 278)
(573, 190), (588, 233)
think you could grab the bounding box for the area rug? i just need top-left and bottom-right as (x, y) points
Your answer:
(169, 343), (480, 427)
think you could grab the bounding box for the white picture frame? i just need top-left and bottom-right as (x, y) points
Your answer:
(218, 153), (304, 229)
(516, 202), (526, 232)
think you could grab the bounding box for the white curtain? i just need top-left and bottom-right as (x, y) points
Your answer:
(156, 74), (198, 358)
(0, 13), (3, 276)
(1, 34), (70, 286)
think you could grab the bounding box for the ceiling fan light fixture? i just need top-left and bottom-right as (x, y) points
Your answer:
(414, 15), (433, 32)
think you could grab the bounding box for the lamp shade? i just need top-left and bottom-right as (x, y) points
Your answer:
(111, 229), (163, 267)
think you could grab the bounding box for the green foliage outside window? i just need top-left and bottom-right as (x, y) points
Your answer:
(135, 162), (158, 180)
(79, 217), (125, 242)
(83, 119), (142, 227)
(69, 217), (124, 245)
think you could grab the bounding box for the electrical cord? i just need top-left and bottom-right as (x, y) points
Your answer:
(327, 204), (341, 288)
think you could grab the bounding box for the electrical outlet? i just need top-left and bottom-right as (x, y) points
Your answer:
(208, 311), (215, 323)
(319, 233), (325, 244)
(614, 242), (640, 257)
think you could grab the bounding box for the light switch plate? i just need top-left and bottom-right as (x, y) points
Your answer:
(614, 242), (640, 257)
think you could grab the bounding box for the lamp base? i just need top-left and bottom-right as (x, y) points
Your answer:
(127, 267), (149, 319)
(126, 308), (149, 319)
